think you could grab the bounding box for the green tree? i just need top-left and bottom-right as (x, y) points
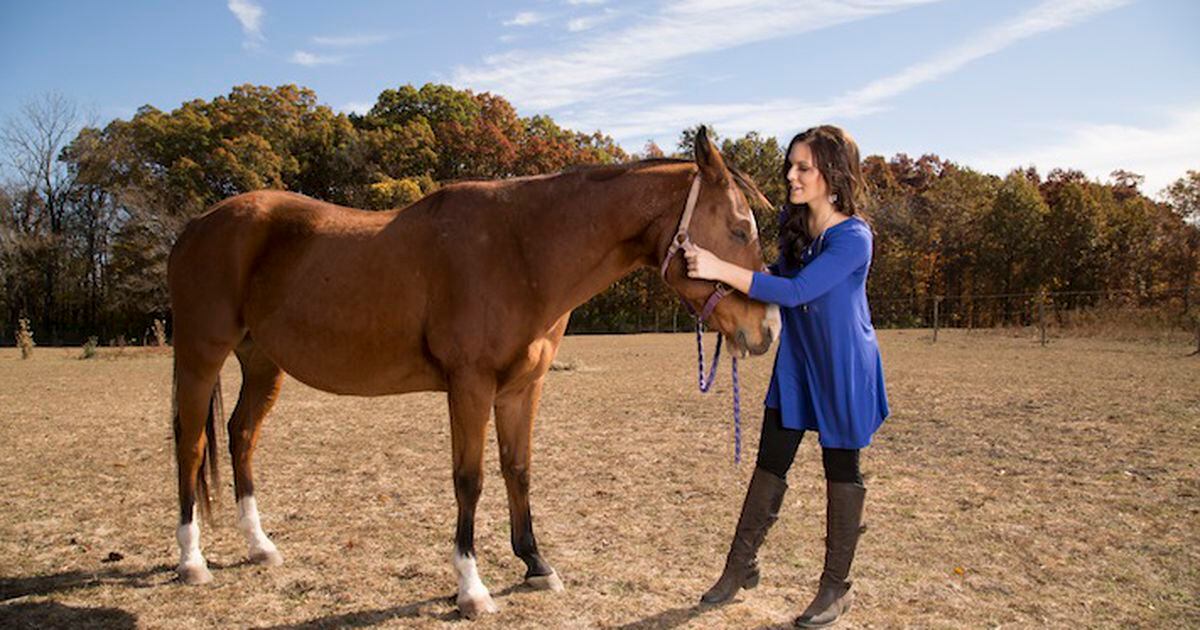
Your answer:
(921, 165), (999, 325)
(719, 132), (785, 262)
(976, 170), (1050, 321)
(1039, 170), (1100, 302)
(1164, 170), (1200, 224)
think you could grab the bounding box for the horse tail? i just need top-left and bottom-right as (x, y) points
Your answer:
(172, 366), (223, 525)
(197, 377), (223, 524)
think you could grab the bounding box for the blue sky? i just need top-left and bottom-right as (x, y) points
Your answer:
(2, 0), (1197, 194)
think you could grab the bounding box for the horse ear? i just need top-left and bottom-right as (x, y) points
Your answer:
(694, 125), (729, 185)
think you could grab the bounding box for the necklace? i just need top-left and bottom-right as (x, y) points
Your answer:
(804, 211), (840, 258)
(809, 210), (837, 240)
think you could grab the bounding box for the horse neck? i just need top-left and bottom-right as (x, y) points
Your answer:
(529, 165), (693, 319)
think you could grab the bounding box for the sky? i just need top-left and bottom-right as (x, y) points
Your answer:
(1, 0), (1197, 195)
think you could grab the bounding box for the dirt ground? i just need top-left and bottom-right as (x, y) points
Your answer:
(1, 329), (1197, 629)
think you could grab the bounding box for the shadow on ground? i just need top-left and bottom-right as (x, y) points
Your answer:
(259, 595), (457, 628)
(0, 564), (174, 602)
(0, 601), (137, 629)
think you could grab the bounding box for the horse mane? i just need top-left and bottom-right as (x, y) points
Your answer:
(439, 158), (772, 213)
(568, 158), (773, 211)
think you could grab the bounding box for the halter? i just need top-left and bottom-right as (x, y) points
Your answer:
(659, 173), (743, 463)
(659, 175), (733, 320)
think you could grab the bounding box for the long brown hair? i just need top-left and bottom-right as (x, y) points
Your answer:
(778, 125), (866, 268)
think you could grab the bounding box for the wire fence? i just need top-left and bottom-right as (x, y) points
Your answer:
(873, 287), (1196, 347)
(577, 286), (1200, 354)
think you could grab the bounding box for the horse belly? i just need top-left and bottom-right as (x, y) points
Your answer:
(243, 256), (445, 395)
(257, 330), (446, 396)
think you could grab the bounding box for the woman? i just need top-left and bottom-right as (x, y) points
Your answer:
(683, 125), (889, 628)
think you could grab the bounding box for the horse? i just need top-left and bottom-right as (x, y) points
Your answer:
(167, 126), (781, 617)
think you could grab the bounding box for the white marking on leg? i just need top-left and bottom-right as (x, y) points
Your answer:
(238, 495), (282, 565)
(453, 552), (498, 616)
(177, 520), (204, 567)
(176, 507), (212, 583)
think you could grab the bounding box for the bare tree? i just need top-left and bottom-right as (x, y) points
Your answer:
(1, 93), (85, 342)
(2, 93), (83, 232)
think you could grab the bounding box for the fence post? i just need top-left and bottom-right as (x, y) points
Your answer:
(1038, 295), (1046, 346)
(933, 296), (940, 343)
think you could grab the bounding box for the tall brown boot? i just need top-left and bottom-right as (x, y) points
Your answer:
(794, 481), (866, 628)
(700, 467), (788, 604)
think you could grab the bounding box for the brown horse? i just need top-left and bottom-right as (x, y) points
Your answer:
(167, 127), (780, 617)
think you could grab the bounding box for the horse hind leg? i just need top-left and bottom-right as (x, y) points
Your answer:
(229, 335), (285, 566)
(495, 378), (563, 592)
(173, 350), (229, 585)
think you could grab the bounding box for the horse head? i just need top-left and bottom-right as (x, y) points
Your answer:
(665, 126), (781, 357)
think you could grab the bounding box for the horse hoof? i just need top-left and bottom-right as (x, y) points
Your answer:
(526, 570), (564, 592)
(249, 548), (284, 567)
(458, 593), (499, 619)
(177, 563), (213, 585)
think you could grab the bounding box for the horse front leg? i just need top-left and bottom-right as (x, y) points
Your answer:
(494, 378), (563, 591)
(448, 370), (499, 618)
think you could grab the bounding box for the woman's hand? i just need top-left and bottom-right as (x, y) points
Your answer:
(683, 243), (756, 294)
(682, 242), (725, 281)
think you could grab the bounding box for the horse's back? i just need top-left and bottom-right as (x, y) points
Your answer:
(166, 185), (568, 394)
(167, 191), (438, 392)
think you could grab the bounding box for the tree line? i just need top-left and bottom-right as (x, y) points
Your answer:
(2, 84), (1197, 344)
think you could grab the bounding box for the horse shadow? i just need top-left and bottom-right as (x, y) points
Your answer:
(0, 601), (137, 629)
(258, 594), (458, 629)
(265, 584), (783, 629)
(262, 579), (572, 629)
(262, 578), (633, 628)
(0, 563), (175, 602)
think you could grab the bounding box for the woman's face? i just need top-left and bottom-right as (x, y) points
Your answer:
(786, 141), (829, 206)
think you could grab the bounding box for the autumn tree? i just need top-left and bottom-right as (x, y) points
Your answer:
(6, 81), (1197, 339)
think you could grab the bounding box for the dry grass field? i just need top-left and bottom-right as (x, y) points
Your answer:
(1, 329), (1197, 629)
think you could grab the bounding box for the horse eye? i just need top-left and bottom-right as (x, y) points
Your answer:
(732, 228), (749, 243)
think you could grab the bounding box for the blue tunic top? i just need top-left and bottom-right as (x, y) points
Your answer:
(748, 216), (889, 449)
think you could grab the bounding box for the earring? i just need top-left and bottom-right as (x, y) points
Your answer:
(828, 192), (838, 205)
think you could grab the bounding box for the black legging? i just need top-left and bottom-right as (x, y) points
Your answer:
(756, 407), (863, 484)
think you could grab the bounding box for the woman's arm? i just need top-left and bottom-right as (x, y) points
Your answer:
(748, 228), (870, 307)
(684, 227), (870, 307)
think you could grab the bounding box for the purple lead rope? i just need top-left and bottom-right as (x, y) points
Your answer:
(732, 355), (741, 464)
(695, 319), (722, 392)
(694, 321), (742, 464)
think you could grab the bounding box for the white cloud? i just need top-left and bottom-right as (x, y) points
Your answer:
(312, 34), (390, 47)
(558, 0), (1133, 149)
(455, 0), (942, 110)
(228, 0), (264, 41)
(566, 0), (607, 5)
(566, 17), (591, 32)
(289, 50), (344, 66)
(338, 101), (375, 115)
(964, 106), (1200, 197)
(839, 0), (1133, 112)
(567, 10), (616, 32)
(504, 11), (546, 27)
